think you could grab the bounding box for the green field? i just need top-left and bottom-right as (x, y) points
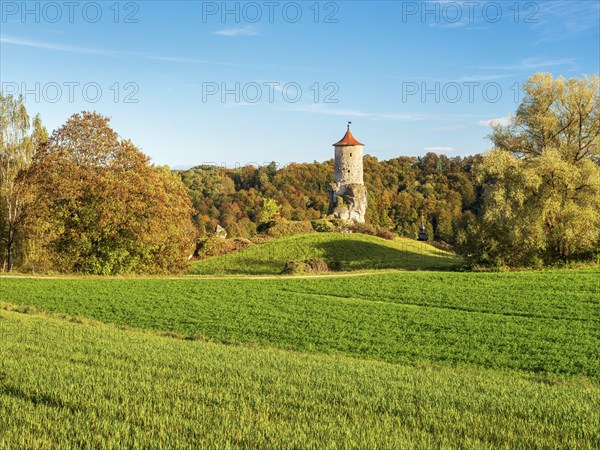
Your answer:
(190, 233), (460, 275)
(1, 257), (599, 447)
(1, 309), (599, 448)
(1, 270), (598, 377)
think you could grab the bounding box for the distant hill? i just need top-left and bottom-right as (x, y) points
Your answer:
(189, 233), (460, 275)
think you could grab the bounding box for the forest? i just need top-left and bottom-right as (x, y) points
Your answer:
(178, 153), (480, 243)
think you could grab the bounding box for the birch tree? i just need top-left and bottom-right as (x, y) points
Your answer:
(0, 93), (47, 271)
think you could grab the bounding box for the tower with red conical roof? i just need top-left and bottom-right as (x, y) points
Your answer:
(328, 123), (367, 223)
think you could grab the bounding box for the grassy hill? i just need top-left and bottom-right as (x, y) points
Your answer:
(190, 233), (460, 275)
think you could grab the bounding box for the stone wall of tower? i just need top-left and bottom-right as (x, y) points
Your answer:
(334, 145), (364, 185)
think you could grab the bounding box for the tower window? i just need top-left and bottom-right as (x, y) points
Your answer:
(350, 153), (352, 157)
(348, 170), (350, 173)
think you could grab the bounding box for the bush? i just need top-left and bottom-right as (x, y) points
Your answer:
(328, 219), (346, 231)
(375, 228), (396, 240)
(347, 222), (376, 235)
(428, 240), (453, 252)
(281, 258), (330, 275)
(226, 218), (257, 239)
(264, 220), (314, 238)
(311, 219), (337, 233)
(196, 237), (253, 259)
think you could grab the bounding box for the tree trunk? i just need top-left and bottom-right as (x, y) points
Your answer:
(7, 243), (13, 272)
(6, 228), (14, 272)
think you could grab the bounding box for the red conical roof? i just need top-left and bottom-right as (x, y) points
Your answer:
(333, 129), (364, 146)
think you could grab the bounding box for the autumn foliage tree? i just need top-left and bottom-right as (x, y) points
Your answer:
(21, 112), (195, 274)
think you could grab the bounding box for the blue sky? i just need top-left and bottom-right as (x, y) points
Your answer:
(1, 0), (598, 168)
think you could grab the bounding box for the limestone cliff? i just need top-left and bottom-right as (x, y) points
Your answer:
(328, 183), (367, 223)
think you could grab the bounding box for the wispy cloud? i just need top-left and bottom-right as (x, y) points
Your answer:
(282, 104), (478, 121)
(1, 34), (126, 56)
(532, 1), (600, 43)
(0, 34), (240, 66)
(426, 0), (599, 44)
(1, 34), (341, 74)
(214, 25), (259, 37)
(479, 115), (512, 127)
(478, 57), (577, 72)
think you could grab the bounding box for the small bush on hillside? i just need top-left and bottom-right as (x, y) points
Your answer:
(225, 218), (257, 239)
(347, 222), (376, 235)
(376, 229), (397, 240)
(265, 220), (314, 238)
(311, 219), (337, 233)
(282, 258), (330, 275)
(428, 240), (454, 252)
(196, 237), (253, 259)
(328, 219), (346, 231)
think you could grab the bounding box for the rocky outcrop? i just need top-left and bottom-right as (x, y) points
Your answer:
(214, 224), (228, 239)
(328, 182), (367, 223)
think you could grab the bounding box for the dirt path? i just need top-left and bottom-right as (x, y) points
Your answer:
(0, 271), (388, 281)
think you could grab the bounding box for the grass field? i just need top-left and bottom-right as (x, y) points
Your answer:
(1, 269), (598, 378)
(1, 253), (598, 447)
(1, 309), (599, 448)
(190, 233), (460, 275)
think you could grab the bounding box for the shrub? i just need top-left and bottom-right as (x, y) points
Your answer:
(281, 258), (330, 275)
(311, 219), (337, 233)
(328, 219), (346, 231)
(376, 228), (396, 240)
(226, 218), (257, 239)
(197, 237), (253, 259)
(347, 222), (376, 235)
(264, 220), (314, 238)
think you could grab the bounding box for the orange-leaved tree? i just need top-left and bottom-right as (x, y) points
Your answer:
(21, 112), (195, 274)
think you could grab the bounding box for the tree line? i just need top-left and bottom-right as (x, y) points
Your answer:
(1, 74), (598, 273)
(178, 152), (481, 244)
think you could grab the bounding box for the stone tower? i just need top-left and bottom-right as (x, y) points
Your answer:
(328, 123), (367, 222)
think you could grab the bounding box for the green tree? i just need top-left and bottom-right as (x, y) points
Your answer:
(0, 93), (47, 271)
(458, 74), (600, 266)
(492, 74), (599, 162)
(258, 198), (281, 224)
(22, 112), (195, 274)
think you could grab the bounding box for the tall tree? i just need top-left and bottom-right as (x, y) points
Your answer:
(457, 74), (600, 266)
(492, 74), (599, 162)
(0, 93), (47, 271)
(22, 112), (195, 274)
